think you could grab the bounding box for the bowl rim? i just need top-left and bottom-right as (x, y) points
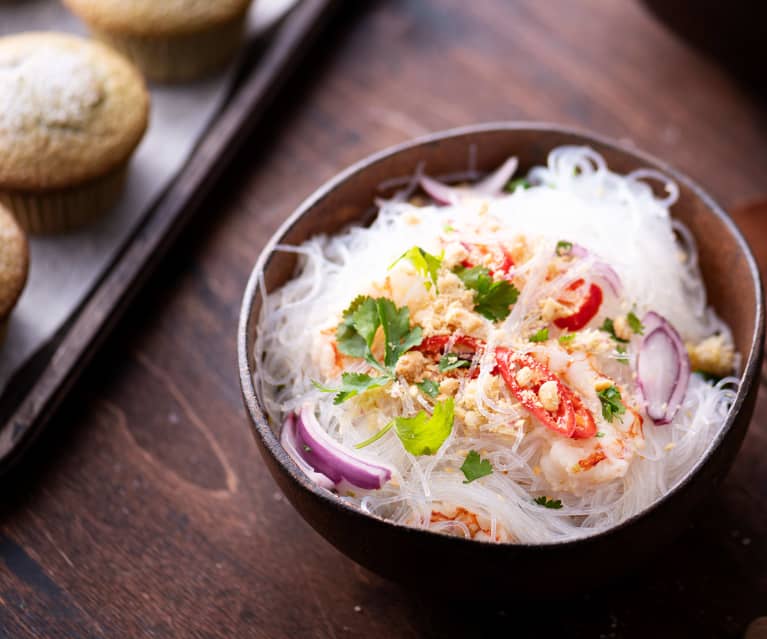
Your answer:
(237, 121), (765, 549)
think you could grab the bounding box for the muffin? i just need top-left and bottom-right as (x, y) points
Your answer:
(0, 203), (29, 344)
(0, 32), (149, 234)
(62, 0), (253, 83)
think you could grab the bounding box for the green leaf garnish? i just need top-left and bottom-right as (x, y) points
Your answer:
(595, 431), (605, 438)
(558, 333), (576, 345)
(530, 327), (549, 343)
(390, 246), (443, 292)
(377, 298), (423, 369)
(392, 398), (455, 455)
(505, 177), (531, 192)
(452, 265), (519, 322)
(600, 318), (629, 344)
(616, 345), (629, 364)
(355, 399), (455, 453)
(627, 311), (644, 335)
(555, 240), (573, 256)
(313, 372), (392, 405)
(417, 379), (439, 397)
(438, 352), (471, 372)
(336, 296), (423, 374)
(534, 496), (563, 509)
(597, 385), (626, 422)
(443, 224), (456, 233)
(460, 450), (493, 483)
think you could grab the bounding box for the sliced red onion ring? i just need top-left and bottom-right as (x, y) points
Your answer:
(419, 175), (461, 205)
(419, 157), (519, 205)
(473, 157), (519, 195)
(636, 312), (690, 425)
(281, 407), (393, 491)
(568, 243), (622, 296)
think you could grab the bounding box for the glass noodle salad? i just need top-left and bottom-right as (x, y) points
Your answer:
(256, 147), (739, 543)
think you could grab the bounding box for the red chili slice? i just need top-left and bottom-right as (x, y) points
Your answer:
(495, 349), (576, 437)
(458, 243), (514, 279)
(416, 334), (484, 356)
(554, 281), (603, 331)
(568, 390), (598, 439)
(416, 336), (598, 439)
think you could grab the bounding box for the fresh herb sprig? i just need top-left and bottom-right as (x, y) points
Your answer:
(316, 296), (423, 404)
(534, 496), (563, 509)
(600, 317), (629, 343)
(390, 246), (443, 292)
(355, 398), (455, 456)
(438, 352), (471, 372)
(452, 265), (519, 322)
(597, 385), (626, 422)
(460, 450), (493, 483)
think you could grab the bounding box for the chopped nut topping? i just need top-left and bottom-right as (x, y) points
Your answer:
(538, 380), (560, 412)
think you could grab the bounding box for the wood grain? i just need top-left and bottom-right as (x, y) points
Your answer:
(2, 1), (767, 637)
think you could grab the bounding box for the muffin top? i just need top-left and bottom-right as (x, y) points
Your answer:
(0, 204), (29, 318)
(62, 0), (253, 37)
(0, 32), (149, 191)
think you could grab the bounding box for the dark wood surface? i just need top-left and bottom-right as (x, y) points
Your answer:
(2, 1), (767, 637)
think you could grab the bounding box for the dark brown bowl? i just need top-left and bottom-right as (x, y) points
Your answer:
(238, 123), (764, 595)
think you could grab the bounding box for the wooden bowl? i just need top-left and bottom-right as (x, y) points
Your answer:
(238, 123), (764, 595)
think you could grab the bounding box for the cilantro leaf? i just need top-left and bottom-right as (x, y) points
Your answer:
(392, 398), (454, 455)
(558, 333), (576, 345)
(627, 311), (644, 335)
(595, 431), (605, 438)
(505, 177), (531, 192)
(534, 496), (563, 509)
(417, 379), (439, 397)
(530, 327), (549, 342)
(390, 246), (443, 292)
(313, 372), (392, 404)
(600, 318), (629, 343)
(438, 352), (471, 372)
(336, 296), (422, 374)
(616, 345), (629, 364)
(453, 265), (519, 322)
(555, 240), (573, 256)
(460, 450), (493, 483)
(597, 385), (626, 422)
(377, 298), (423, 369)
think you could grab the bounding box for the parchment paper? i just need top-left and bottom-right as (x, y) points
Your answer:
(0, 0), (297, 394)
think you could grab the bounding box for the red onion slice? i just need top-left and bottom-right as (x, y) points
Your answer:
(473, 157), (519, 195)
(636, 312), (690, 425)
(419, 157), (519, 205)
(419, 175), (461, 205)
(281, 407), (393, 491)
(565, 243), (622, 296)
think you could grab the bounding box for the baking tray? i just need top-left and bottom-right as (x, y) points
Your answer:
(0, 0), (340, 474)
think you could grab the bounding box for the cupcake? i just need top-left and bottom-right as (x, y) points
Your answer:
(0, 203), (29, 343)
(0, 32), (149, 234)
(62, 0), (253, 83)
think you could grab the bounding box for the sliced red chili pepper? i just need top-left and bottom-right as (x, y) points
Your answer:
(554, 282), (603, 331)
(495, 349), (576, 437)
(415, 334), (485, 377)
(567, 390), (598, 439)
(417, 337), (597, 439)
(416, 334), (484, 356)
(458, 243), (514, 279)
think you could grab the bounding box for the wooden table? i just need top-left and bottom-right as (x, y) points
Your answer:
(2, 2), (766, 637)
